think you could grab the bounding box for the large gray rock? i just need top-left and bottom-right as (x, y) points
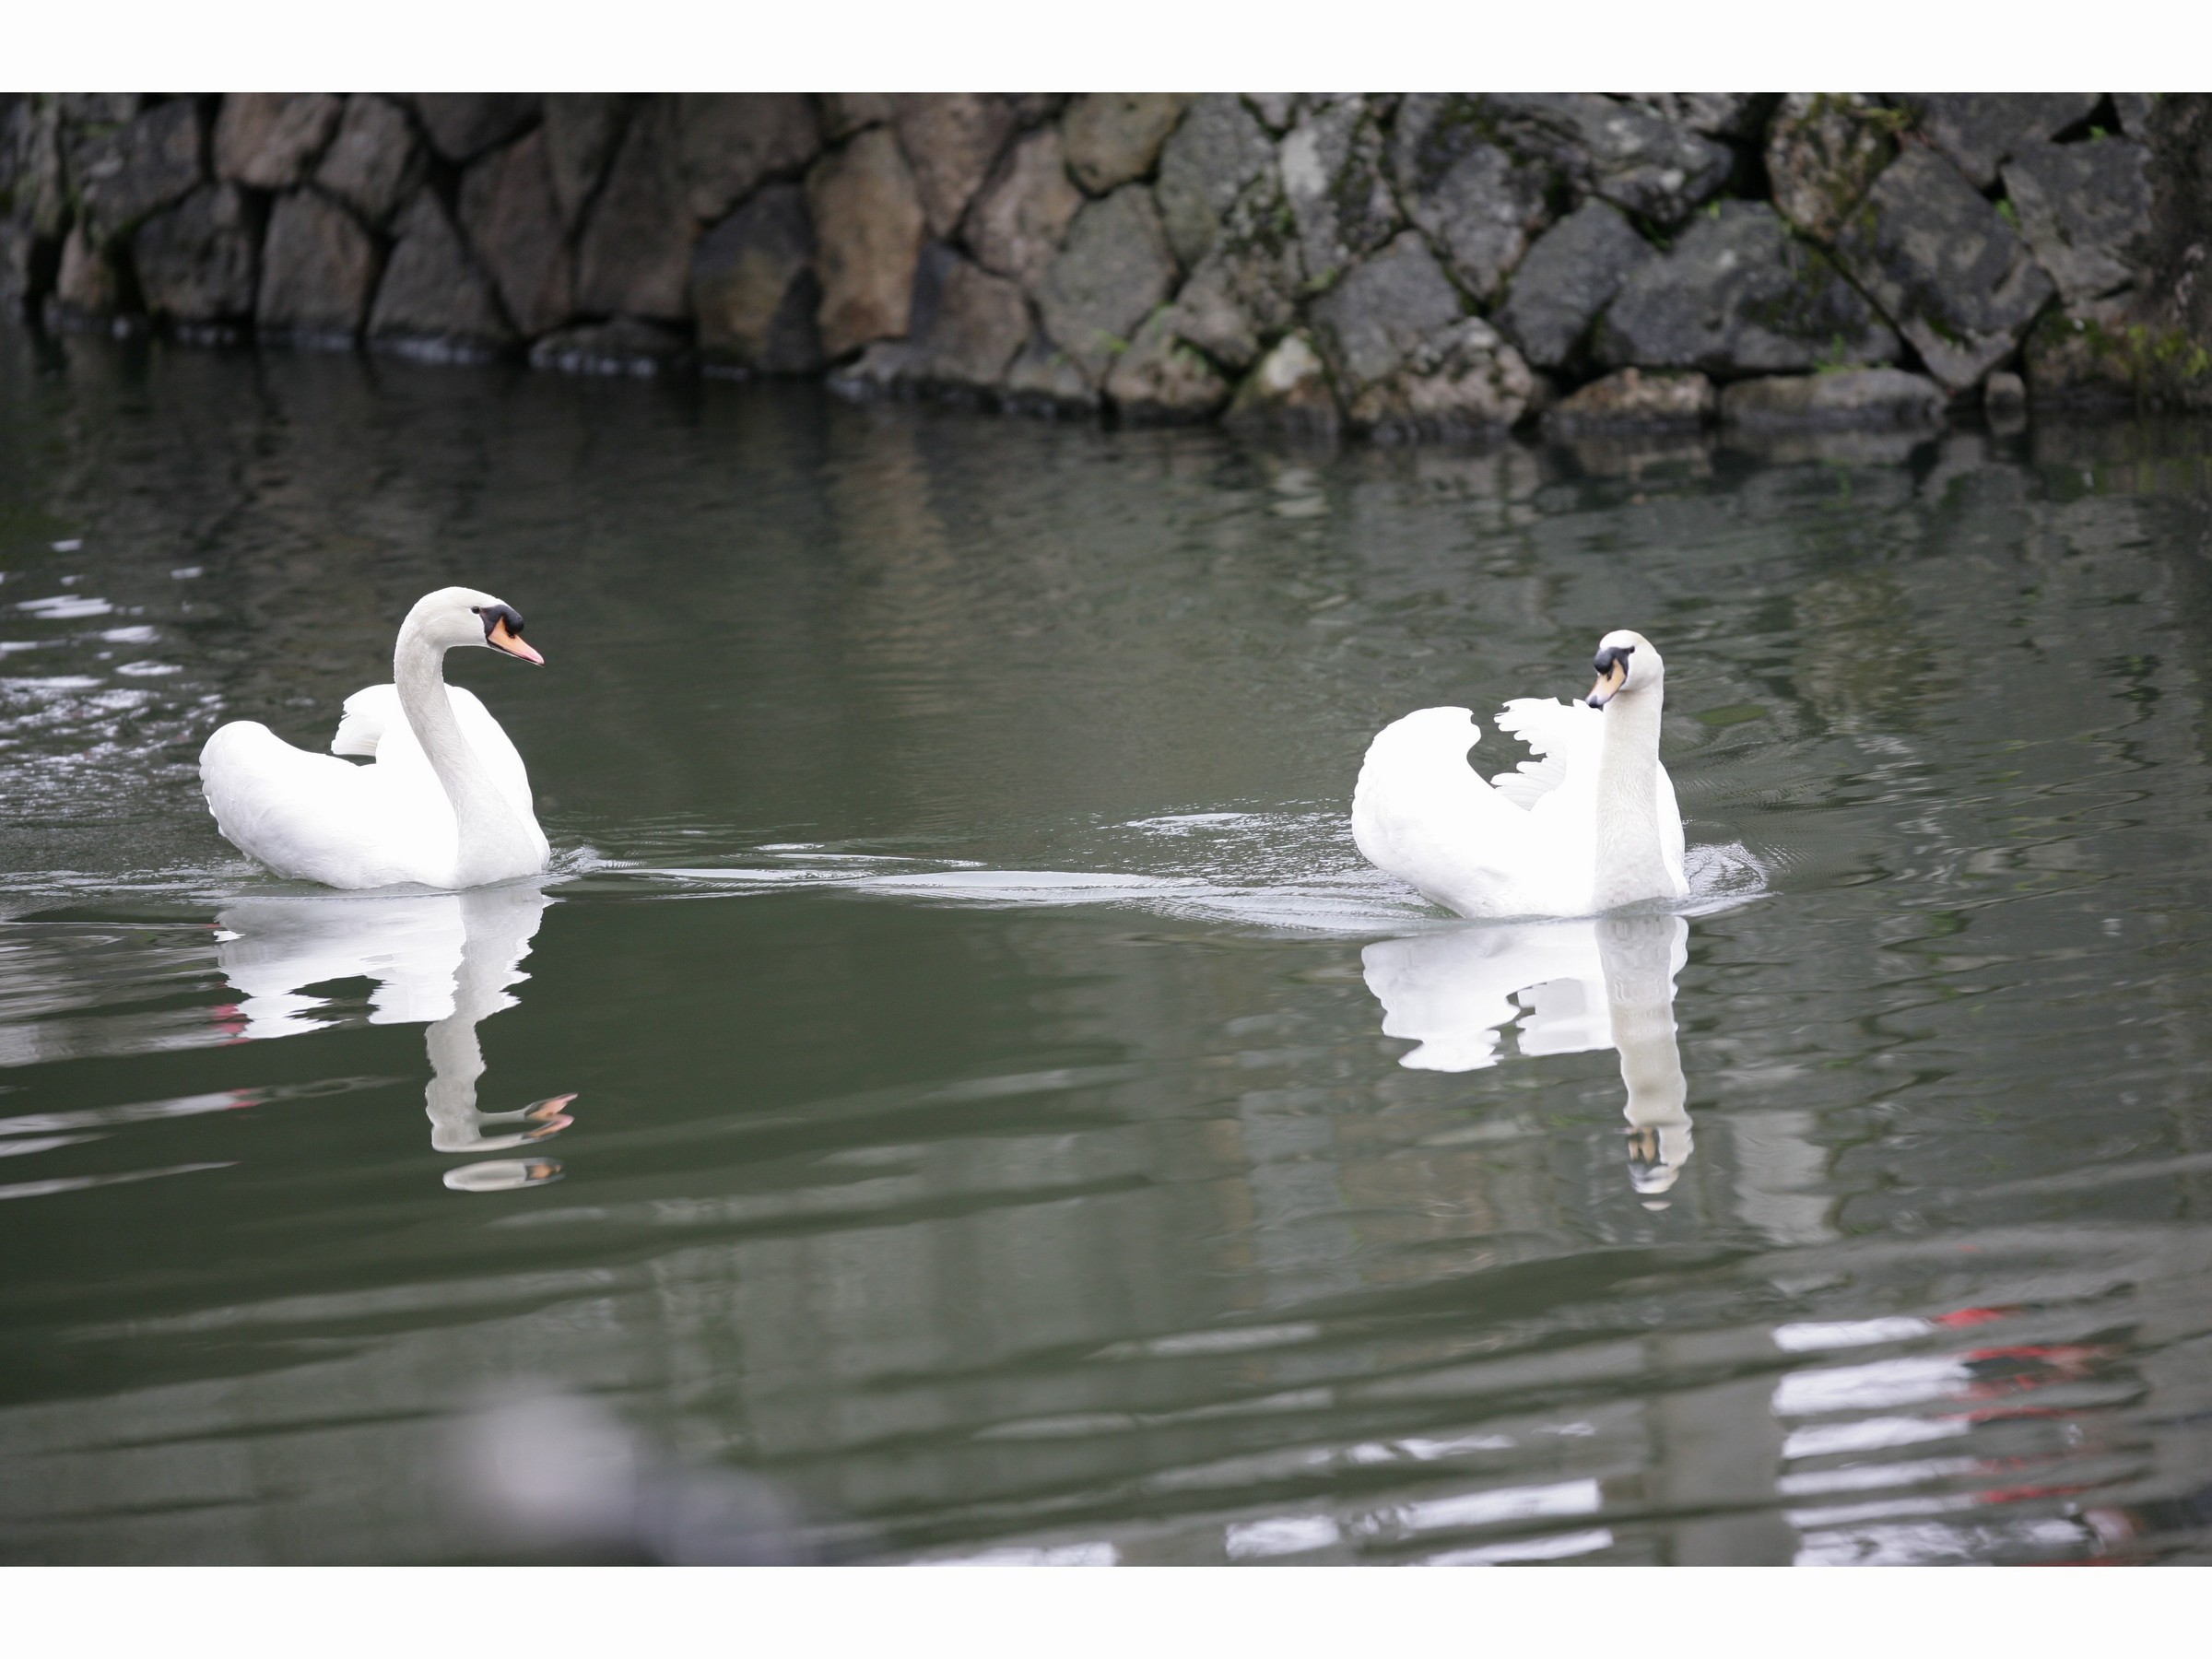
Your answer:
(315, 96), (422, 228)
(1309, 229), (1463, 394)
(1630, 94), (1769, 140)
(1224, 331), (1340, 437)
(530, 316), (689, 376)
(213, 93), (341, 189)
(369, 190), (513, 357)
(1719, 367), (1945, 428)
(1892, 93), (2100, 190)
(1062, 94), (1187, 194)
(1001, 328), (1099, 412)
(1495, 198), (1653, 370)
(574, 99), (694, 322)
(53, 223), (118, 317)
(2020, 290), (2212, 410)
(1167, 170), (1302, 372)
(1544, 367), (1714, 432)
(1765, 93), (1898, 241)
(889, 94), (1017, 237)
(1347, 316), (1535, 440)
(133, 182), (256, 322)
(460, 127), (572, 338)
(1388, 94), (1551, 303)
(10, 95), (67, 241)
(690, 182), (822, 371)
(1243, 94), (1296, 135)
(834, 241), (1030, 396)
(807, 125), (927, 357)
(677, 94), (819, 223)
(1154, 93), (1277, 268)
(59, 95), (142, 126)
(818, 95), (894, 143)
(257, 189), (379, 338)
(1475, 94), (1732, 224)
(1597, 201), (1900, 377)
(1833, 147), (2055, 391)
(0, 218), (34, 314)
(1280, 98), (1400, 291)
(403, 95), (540, 164)
(2001, 137), (2152, 306)
(962, 125), (1083, 294)
(2021, 290), (2212, 414)
(1037, 183), (1177, 383)
(69, 98), (203, 245)
(543, 95), (632, 234)
(1104, 305), (1232, 422)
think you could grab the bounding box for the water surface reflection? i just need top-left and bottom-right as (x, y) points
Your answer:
(5, 332), (2212, 1565)
(215, 885), (572, 1188)
(1364, 913), (1693, 1200)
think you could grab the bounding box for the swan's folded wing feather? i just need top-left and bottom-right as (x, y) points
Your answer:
(202, 721), (424, 887)
(330, 684), (398, 758)
(1352, 707), (1549, 914)
(345, 684), (535, 829)
(445, 685), (535, 824)
(1489, 697), (1603, 811)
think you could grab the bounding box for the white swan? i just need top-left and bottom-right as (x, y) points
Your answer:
(1352, 629), (1687, 919)
(199, 587), (550, 890)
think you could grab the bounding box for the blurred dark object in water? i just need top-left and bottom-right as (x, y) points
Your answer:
(448, 1387), (814, 1564)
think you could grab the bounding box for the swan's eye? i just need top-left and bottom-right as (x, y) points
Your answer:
(470, 606), (481, 614)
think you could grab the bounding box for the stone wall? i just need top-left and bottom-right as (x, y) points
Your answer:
(4, 92), (2207, 436)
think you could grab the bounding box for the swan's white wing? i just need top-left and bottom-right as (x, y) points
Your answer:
(1489, 697), (1603, 811)
(449, 686), (536, 830)
(1352, 707), (1551, 916)
(331, 684), (397, 758)
(355, 684), (537, 839)
(201, 721), (448, 888)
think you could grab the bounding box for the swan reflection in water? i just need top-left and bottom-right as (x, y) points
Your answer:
(1363, 912), (1692, 1201)
(210, 882), (573, 1192)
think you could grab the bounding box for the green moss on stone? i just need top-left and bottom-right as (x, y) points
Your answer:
(2083, 316), (2212, 402)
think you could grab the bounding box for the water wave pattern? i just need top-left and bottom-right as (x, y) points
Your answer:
(6, 339), (2212, 1564)
(581, 817), (1769, 936)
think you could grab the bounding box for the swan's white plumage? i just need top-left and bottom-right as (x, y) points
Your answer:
(329, 684), (394, 757)
(325, 682), (536, 830)
(199, 588), (548, 891)
(1352, 629), (1688, 920)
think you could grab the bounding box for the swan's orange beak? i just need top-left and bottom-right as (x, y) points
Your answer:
(1586, 657), (1627, 709)
(488, 616), (544, 665)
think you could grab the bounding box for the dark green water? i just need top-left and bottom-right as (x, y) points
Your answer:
(6, 325), (2212, 1564)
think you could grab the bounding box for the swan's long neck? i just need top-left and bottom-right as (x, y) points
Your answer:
(1591, 684), (1671, 912)
(395, 620), (534, 887)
